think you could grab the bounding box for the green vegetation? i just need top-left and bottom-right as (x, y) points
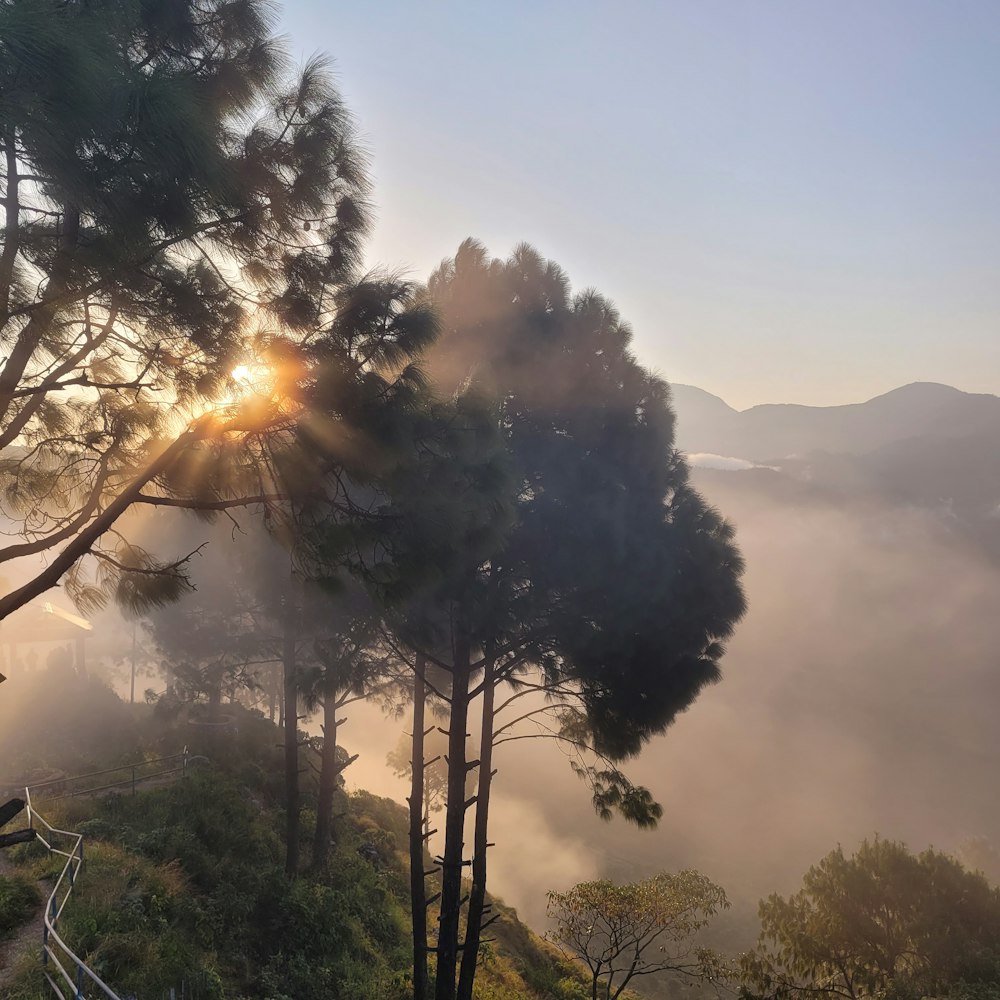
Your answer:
(0, 690), (586, 1000)
(741, 838), (1000, 1000)
(7, 644), (1000, 1000)
(0, 873), (38, 938)
(547, 871), (729, 1000)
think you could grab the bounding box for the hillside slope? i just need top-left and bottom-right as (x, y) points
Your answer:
(0, 682), (587, 1000)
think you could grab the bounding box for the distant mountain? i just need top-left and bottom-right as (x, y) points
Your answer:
(673, 380), (1000, 566)
(670, 382), (1000, 463)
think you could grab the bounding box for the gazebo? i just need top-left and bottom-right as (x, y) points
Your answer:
(0, 600), (93, 678)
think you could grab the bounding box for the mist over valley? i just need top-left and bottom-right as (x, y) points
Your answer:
(3, 4), (1000, 997)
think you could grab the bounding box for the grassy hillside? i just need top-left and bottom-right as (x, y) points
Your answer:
(0, 671), (588, 1000)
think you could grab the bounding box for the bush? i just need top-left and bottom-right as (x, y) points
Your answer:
(0, 873), (40, 937)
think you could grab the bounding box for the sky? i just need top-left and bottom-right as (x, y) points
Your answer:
(277, 1), (1000, 409)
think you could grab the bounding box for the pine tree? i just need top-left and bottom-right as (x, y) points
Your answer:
(0, 0), (377, 618)
(381, 241), (747, 1000)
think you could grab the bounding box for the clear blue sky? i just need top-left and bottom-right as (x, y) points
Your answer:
(278, 1), (1000, 408)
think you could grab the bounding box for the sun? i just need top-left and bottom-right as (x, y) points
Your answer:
(229, 362), (275, 397)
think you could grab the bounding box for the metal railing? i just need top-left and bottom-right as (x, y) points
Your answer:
(24, 750), (191, 1000)
(27, 752), (189, 804)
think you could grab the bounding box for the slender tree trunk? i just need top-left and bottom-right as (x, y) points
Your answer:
(0, 203), (76, 429)
(208, 681), (222, 723)
(268, 663), (277, 723)
(313, 680), (339, 867)
(0, 130), (22, 319)
(457, 647), (496, 1000)
(130, 622), (136, 705)
(435, 620), (472, 1000)
(283, 582), (299, 877)
(277, 662), (285, 728)
(409, 655), (430, 1000)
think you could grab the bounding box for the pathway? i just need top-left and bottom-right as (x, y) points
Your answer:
(0, 848), (45, 990)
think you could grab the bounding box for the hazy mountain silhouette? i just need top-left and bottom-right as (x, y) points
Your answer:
(671, 381), (1000, 463)
(672, 380), (1000, 563)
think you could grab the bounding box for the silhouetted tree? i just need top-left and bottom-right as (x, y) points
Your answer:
(379, 241), (746, 1000)
(372, 393), (513, 1000)
(0, 0), (373, 618)
(301, 584), (395, 868)
(387, 724), (452, 839)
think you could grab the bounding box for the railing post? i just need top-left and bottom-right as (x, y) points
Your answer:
(76, 960), (85, 999)
(132, 765), (136, 797)
(182, 745), (188, 777)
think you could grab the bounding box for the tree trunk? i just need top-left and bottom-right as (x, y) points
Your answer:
(277, 661), (285, 728)
(208, 680), (222, 723)
(435, 620), (472, 1000)
(283, 583), (299, 878)
(129, 623), (136, 705)
(409, 654), (430, 1000)
(313, 679), (339, 868)
(457, 647), (496, 1000)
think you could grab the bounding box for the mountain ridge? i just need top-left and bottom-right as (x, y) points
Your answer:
(670, 381), (1000, 462)
(672, 380), (998, 417)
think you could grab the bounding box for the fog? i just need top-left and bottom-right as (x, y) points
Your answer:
(4, 401), (1000, 947)
(321, 458), (1000, 935)
(430, 463), (999, 933)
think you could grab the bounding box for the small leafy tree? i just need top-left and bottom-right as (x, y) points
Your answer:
(144, 540), (276, 720)
(741, 838), (1000, 1000)
(547, 871), (729, 1000)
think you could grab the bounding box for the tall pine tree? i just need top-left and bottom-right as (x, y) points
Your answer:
(0, 0), (382, 617)
(377, 241), (746, 1000)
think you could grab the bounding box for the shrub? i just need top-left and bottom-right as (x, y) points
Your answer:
(0, 874), (40, 938)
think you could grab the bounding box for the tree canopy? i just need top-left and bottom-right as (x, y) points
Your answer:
(421, 240), (747, 760)
(0, 0), (439, 619)
(547, 870), (730, 1000)
(742, 838), (1000, 1000)
(364, 240), (746, 1000)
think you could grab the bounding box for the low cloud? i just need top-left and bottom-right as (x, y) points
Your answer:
(687, 452), (775, 471)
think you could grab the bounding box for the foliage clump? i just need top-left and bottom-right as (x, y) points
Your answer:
(741, 837), (1000, 1000)
(0, 873), (39, 938)
(547, 870), (729, 1000)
